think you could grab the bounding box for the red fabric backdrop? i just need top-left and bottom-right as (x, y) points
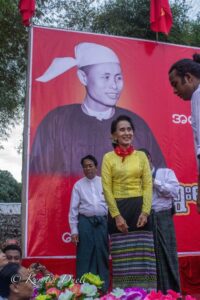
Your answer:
(23, 26), (200, 292)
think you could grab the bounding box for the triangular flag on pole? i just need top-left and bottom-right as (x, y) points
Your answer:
(150, 0), (173, 35)
(19, 0), (35, 26)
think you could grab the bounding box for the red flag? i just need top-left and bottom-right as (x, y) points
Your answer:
(19, 0), (35, 26)
(150, 0), (173, 35)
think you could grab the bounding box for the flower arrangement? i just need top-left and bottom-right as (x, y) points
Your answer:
(33, 273), (196, 300)
(34, 272), (104, 300)
(100, 288), (196, 300)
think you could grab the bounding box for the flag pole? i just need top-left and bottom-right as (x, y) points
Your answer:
(156, 32), (158, 41)
(21, 24), (33, 258)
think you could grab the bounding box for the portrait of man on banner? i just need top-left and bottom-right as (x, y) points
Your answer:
(30, 42), (166, 176)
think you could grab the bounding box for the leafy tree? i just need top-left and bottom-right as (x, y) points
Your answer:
(91, 0), (194, 45)
(33, 0), (97, 31)
(168, 0), (191, 45)
(0, 0), (27, 146)
(0, 170), (22, 202)
(189, 13), (200, 47)
(0, 0), (97, 146)
(92, 0), (152, 38)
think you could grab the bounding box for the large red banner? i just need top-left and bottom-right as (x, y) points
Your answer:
(24, 26), (200, 260)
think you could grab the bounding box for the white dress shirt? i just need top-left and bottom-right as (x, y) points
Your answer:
(69, 176), (108, 235)
(191, 84), (200, 158)
(152, 168), (179, 212)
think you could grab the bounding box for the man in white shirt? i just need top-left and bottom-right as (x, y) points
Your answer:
(69, 155), (109, 292)
(139, 148), (180, 294)
(169, 54), (200, 213)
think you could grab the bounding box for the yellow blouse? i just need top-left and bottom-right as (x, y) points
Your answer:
(101, 150), (152, 218)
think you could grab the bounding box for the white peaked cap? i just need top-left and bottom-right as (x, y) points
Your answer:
(36, 42), (120, 82)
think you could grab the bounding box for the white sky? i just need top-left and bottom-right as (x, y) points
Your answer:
(0, 0), (199, 183)
(0, 125), (23, 182)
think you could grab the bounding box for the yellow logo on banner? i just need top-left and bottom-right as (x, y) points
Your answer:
(174, 183), (197, 215)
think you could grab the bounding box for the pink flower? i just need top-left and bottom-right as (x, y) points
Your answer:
(163, 295), (175, 300)
(144, 290), (163, 300)
(100, 293), (117, 300)
(185, 296), (197, 300)
(46, 287), (60, 297)
(31, 287), (38, 299)
(69, 284), (82, 297)
(122, 287), (147, 300)
(167, 290), (181, 299)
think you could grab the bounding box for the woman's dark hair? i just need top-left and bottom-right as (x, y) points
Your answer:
(111, 115), (135, 134)
(0, 263), (20, 297)
(169, 53), (200, 80)
(81, 155), (98, 167)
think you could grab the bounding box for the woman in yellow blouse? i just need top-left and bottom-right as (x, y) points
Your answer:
(101, 115), (156, 290)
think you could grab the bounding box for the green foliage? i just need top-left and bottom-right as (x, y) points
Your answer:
(0, 170), (22, 202)
(0, 0), (97, 146)
(189, 13), (200, 46)
(34, 0), (97, 31)
(91, 0), (198, 46)
(167, 0), (191, 45)
(92, 0), (152, 38)
(0, 0), (27, 145)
